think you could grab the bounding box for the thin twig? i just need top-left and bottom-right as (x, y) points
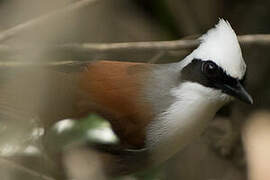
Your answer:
(0, 34), (269, 59)
(0, 157), (55, 180)
(57, 39), (199, 52)
(0, 60), (85, 67)
(148, 51), (166, 64)
(0, 0), (100, 42)
(57, 34), (270, 52)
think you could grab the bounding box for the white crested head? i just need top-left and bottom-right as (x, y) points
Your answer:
(183, 19), (246, 79)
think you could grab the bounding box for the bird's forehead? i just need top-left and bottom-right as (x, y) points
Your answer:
(190, 19), (246, 79)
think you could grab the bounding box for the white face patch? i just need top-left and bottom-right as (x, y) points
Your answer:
(182, 19), (246, 79)
(146, 82), (232, 164)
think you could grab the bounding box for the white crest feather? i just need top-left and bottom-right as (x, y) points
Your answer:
(183, 19), (246, 79)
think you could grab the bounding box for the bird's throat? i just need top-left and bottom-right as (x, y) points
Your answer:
(146, 82), (228, 165)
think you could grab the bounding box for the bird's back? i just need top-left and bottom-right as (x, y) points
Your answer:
(77, 60), (155, 148)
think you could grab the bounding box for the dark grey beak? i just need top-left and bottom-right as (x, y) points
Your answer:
(223, 81), (253, 104)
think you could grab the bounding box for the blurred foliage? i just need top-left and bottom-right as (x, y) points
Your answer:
(45, 114), (119, 154)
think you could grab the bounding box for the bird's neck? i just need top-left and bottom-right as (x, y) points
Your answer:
(146, 82), (229, 164)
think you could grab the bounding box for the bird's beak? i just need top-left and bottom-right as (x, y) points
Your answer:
(223, 81), (253, 104)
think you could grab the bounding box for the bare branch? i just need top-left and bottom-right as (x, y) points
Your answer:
(0, 60), (84, 67)
(0, 0), (100, 42)
(0, 34), (269, 61)
(238, 34), (270, 46)
(57, 34), (270, 52)
(57, 39), (199, 52)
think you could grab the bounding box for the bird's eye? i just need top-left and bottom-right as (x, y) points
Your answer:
(202, 61), (219, 77)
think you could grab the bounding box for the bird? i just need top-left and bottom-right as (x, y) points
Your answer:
(0, 19), (253, 177)
(72, 18), (253, 176)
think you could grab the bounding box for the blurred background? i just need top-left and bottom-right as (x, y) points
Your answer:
(0, 0), (269, 179)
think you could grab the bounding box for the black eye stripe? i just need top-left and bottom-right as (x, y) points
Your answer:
(201, 61), (220, 78)
(181, 58), (246, 90)
(194, 58), (244, 82)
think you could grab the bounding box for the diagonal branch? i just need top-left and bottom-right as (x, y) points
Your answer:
(0, 0), (100, 42)
(0, 157), (55, 180)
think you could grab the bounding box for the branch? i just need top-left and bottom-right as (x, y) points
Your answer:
(0, 0), (100, 42)
(0, 34), (269, 61)
(58, 34), (270, 52)
(238, 34), (270, 46)
(57, 39), (199, 52)
(0, 60), (83, 67)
